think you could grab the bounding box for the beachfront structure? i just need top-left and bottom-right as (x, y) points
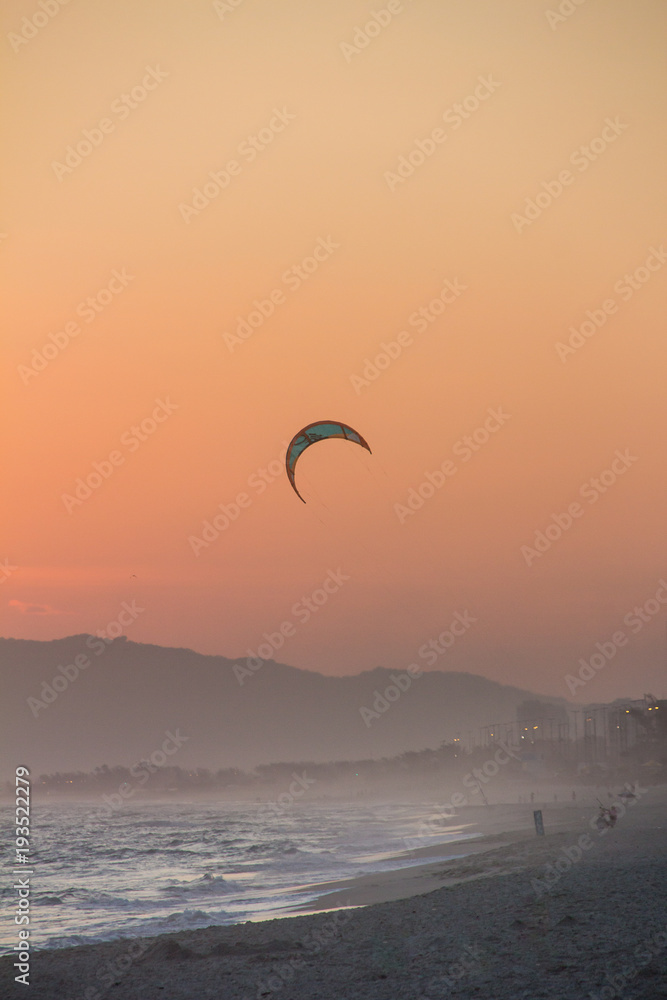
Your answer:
(473, 694), (665, 771)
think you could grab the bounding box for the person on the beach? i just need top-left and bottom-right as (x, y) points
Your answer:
(596, 806), (610, 830)
(608, 805), (618, 828)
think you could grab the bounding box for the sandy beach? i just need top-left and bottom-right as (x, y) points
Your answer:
(3, 796), (666, 1000)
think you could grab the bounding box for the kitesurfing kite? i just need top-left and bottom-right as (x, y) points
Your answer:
(285, 420), (372, 502)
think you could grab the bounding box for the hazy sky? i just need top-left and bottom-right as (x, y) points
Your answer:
(3, 0), (666, 702)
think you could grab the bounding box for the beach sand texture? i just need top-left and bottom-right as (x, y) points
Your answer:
(2, 800), (666, 999)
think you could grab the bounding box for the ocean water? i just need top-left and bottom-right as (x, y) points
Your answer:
(0, 800), (480, 952)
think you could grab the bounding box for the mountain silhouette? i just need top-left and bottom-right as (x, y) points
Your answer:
(1, 635), (572, 775)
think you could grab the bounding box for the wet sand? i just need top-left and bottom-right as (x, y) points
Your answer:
(2, 798), (666, 999)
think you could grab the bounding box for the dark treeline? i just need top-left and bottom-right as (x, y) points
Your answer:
(16, 741), (489, 796)
(7, 703), (665, 798)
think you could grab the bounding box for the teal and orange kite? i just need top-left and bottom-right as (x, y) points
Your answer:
(285, 420), (372, 502)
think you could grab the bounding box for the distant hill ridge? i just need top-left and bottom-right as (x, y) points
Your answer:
(1, 635), (570, 775)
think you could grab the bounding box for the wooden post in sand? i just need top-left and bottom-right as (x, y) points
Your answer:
(533, 809), (544, 836)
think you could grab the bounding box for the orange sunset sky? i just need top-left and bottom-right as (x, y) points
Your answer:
(2, 0), (666, 702)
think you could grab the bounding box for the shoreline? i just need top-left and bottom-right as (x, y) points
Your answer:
(2, 798), (665, 998)
(287, 816), (536, 914)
